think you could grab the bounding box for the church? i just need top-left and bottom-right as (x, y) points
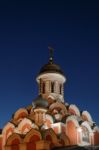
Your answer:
(0, 49), (99, 150)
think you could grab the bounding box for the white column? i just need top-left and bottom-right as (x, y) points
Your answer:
(45, 80), (50, 93)
(54, 81), (59, 94)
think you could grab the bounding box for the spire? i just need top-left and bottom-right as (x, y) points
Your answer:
(48, 46), (54, 64)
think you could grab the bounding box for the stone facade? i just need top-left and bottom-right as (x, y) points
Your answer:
(0, 51), (99, 150)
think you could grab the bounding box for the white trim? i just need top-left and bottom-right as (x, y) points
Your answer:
(17, 118), (32, 132)
(69, 104), (80, 116)
(66, 115), (79, 127)
(81, 121), (93, 133)
(36, 73), (66, 83)
(82, 111), (93, 122)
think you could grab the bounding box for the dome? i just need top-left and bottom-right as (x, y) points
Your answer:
(39, 62), (64, 75)
(32, 95), (48, 108)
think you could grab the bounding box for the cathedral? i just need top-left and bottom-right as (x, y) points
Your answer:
(0, 49), (99, 150)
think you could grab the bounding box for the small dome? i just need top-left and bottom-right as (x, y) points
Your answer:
(39, 62), (64, 75)
(32, 95), (48, 108)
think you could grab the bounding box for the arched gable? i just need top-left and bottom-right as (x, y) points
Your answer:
(82, 111), (93, 122)
(6, 133), (22, 146)
(17, 118), (32, 134)
(66, 116), (79, 145)
(49, 102), (67, 113)
(69, 104), (80, 116)
(48, 95), (55, 100)
(2, 122), (15, 147)
(2, 122), (15, 135)
(81, 121), (93, 133)
(23, 128), (42, 143)
(66, 116), (79, 127)
(43, 128), (60, 147)
(13, 108), (28, 121)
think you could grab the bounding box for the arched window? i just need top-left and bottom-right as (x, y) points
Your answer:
(42, 82), (45, 94)
(60, 84), (62, 94)
(51, 82), (54, 93)
(82, 126), (89, 143)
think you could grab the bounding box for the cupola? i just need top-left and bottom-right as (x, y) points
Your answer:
(36, 47), (66, 102)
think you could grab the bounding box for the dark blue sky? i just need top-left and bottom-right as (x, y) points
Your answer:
(0, 0), (99, 128)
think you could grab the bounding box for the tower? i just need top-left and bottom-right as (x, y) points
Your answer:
(36, 47), (66, 103)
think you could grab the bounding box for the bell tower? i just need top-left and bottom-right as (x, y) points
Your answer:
(36, 48), (66, 102)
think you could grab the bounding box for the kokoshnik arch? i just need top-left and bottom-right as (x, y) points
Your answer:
(0, 48), (99, 150)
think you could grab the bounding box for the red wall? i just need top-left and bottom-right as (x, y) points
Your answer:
(0, 137), (2, 150)
(11, 139), (20, 150)
(27, 135), (40, 150)
(94, 132), (99, 145)
(66, 121), (77, 145)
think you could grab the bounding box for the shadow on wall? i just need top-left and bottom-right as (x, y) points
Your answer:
(52, 145), (99, 150)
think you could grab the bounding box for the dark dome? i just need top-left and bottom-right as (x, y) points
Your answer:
(32, 95), (48, 108)
(39, 62), (64, 75)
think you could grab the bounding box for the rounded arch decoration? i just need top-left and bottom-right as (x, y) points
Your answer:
(82, 111), (93, 122)
(49, 102), (67, 114)
(24, 129), (42, 150)
(81, 121), (93, 144)
(13, 108), (28, 122)
(6, 133), (22, 150)
(66, 116), (79, 145)
(69, 104), (80, 116)
(2, 122), (15, 148)
(81, 126), (90, 143)
(43, 128), (59, 148)
(17, 118), (32, 134)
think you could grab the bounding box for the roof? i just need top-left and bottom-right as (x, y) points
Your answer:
(39, 61), (64, 76)
(32, 95), (48, 108)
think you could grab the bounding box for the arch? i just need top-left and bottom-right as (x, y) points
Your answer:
(6, 133), (22, 146)
(42, 82), (45, 94)
(81, 126), (90, 143)
(82, 111), (93, 122)
(81, 121), (93, 133)
(59, 84), (62, 94)
(6, 133), (22, 150)
(48, 94), (55, 101)
(17, 118), (32, 134)
(13, 108), (28, 121)
(49, 102), (67, 114)
(66, 116), (80, 145)
(24, 129), (41, 150)
(2, 122), (15, 148)
(24, 128), (42, 143)
(2, 122), (15, 135)
(69, 104), (80, 116)
(66, 116), (79, 127)
(79, 121), (92, 145)
(51, 82), (54, 93)
(43, 128), (59, 148)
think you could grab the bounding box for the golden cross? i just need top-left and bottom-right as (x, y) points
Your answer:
(48, 46), (54, 63)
